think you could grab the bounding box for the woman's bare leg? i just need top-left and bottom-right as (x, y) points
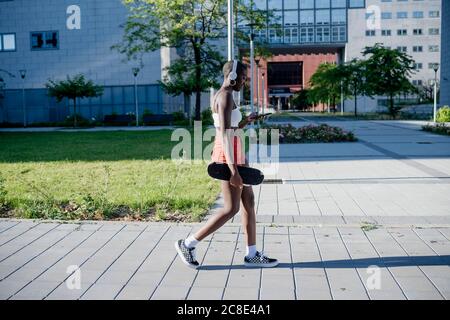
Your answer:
(193, 180), (242, 241)
(240, 185), (256, 247)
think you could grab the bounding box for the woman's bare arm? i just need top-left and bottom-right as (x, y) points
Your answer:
(217, 92), (240, 178)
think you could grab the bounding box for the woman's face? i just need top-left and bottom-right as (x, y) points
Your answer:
(232, 72), (247, 91)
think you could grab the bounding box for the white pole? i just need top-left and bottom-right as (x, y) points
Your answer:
(22, 81), (26, 127)
(227, 0), (234, 60)
(433, 70), (437, 123)
(134, 76), (139, 126)
(256, 64), (259, 112)
(262, 73), (265, 115)
(250, 36), (254, 117)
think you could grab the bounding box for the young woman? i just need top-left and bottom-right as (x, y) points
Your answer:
(175, 60), (279, 269)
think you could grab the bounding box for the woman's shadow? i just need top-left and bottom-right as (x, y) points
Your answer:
(197, 255), (450, 270)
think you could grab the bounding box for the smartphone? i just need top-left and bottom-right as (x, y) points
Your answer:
(257, 113), (272, 118)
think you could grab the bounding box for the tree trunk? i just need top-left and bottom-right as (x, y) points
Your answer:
(73, 98), (77, 128)
(354, 88), (358, 118)
(194, 45), (202, 121)
(389, 93), (394, 119)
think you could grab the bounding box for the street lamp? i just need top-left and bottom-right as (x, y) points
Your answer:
(227, 0), (234, 60)
(432, 63), (439, 123)
(132, 67), (140, 126)
(261, 71), (266, 116)
(19, 69), (27, 127)
(246, 23), (257, 118)
(255, 58), (260, 113)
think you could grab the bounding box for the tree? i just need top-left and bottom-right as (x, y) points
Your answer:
(340, 59), (366, 117)
(292, 89), (311, 111)
(113, 0), (266, 121)
(308, 62), (344, 112)
(362, 43), (416, 118)
(46, 74), (103, 127)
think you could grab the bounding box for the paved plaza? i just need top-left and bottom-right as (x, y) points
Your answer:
(0, 116), (449, 300)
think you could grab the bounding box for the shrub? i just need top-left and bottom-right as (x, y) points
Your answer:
(422, 123), (450, 136)
(201, 108), (213, 126)
(260, 123), (357, 143)
(437, 106), (450, 123)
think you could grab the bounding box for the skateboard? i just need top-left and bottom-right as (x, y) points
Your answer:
(207, 162), (265, 186)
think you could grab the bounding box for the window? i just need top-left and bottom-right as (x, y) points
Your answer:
(284, 0), (298, 10)
(413, 46), (423, 52)
(397, 29), (407, 36)
(366, 30), (376, 36)
(381, 0), (392, 2)
(381, 29), (391, 36)
(268, 62), (303, 86)
(300, 10), (314, 25)
(284, 10), (298, 26)
(268, 0), (279, 10)
(396, 46), (407, 52)
(299, 0), (314, 9)
(413, 11), (424, 18)
(284, 27), (298, 43)
(254, 0), (267, 10)
(31, 31), (58, 50)
(413, 29), (423, 35)
(332, 26), (346, 42)
(429, 63), (439, 69)
(316, 0), (330, 8)
(412, 80), (423, 86)
(332, 9), (346, 25)
(429, 45), (439, 52)
(332, 0), (346, 8)
(316, 9), (330, 25)
(300, 27), (314, 42)
(349, 0), (365, 8)
(429, 28), (439, 35)
(414, 63), (423, 70)
(381, 12), (392, 19)
(316, 27), (330, 42)
(397, 12), (408, 19)
(429, 11), (439, 18)
(0, 33), (16, 51)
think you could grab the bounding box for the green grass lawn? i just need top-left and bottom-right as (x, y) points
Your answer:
(0, 130), (221, 222)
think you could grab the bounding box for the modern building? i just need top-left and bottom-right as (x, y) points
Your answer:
(345, 0), (442, 112)
(441, 0), (449, 106)
(0, 0), (202, 124)
(0, 0), (443, 124)
(237, 0), (366, 110)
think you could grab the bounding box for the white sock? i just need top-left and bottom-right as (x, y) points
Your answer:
(184, 235), (199, 249)
(246, 245), (257, 258)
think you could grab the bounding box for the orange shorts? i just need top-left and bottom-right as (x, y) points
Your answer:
(211, 135), (246, 165)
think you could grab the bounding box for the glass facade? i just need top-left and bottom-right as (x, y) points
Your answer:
(238, 0), (364, 45)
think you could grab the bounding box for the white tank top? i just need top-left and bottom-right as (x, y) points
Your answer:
(212, 108), (242, 128)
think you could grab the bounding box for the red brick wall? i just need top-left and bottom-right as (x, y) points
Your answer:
(244, 51), (339, 111)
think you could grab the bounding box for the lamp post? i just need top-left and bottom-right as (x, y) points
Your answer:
(19, 69), (27, 127)
(246, 23), (257, 118)
(227, 0), (234, 60)
(255, 58), (260, 113)
(433, 63), (439, 123)
(132, 67), (140, 126)
(340, 80), (344, 116)
(262, 71), (265, 115)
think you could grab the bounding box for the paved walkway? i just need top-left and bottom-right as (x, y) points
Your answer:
(205, 116), (450, 225)
(0, 116), (449, 300)
(0, 219), (449, 300)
